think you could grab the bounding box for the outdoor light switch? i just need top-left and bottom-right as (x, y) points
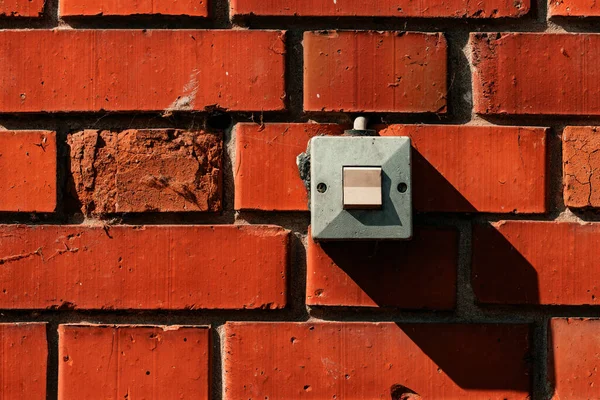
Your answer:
(343, 167), (382, 209)
(308, 136), (412, 241)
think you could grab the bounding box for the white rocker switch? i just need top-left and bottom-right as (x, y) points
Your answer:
(343, 167), (382, 209)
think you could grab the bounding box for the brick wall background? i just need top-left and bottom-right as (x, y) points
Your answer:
(0, 0), (599, 398)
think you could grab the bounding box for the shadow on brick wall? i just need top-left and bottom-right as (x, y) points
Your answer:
(412, 148), (477, 213)
(312, 149), (545, 397)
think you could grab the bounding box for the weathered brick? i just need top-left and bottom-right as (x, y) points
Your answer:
(0, 0), (45, 16)
(232, 0), (529, 17)
(0, 131), (56, 212)
(381, 124), (548, 213)
(472, 33), (600, 116)
(60, 0), (207, 17)
(304, 31), (447, 113)
(548, 318), (600, 399)
(0, 323), (47, 400)
(563, 126), (600, 208)
(234, 123), (344, 211)
(223, 322), (532, 399)
(0, 225), (288, 309)
(68, 129), (222, 215)
(59, 325), (209, 400)
(0, 30), (285, 113)
(307, 227), (458, 309)
(549, 0), (600, 16)
(473, 221), (600, 305)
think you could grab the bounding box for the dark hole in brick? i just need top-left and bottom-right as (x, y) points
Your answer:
(206, 112), (233, 130)
(390, 384), (420, 400)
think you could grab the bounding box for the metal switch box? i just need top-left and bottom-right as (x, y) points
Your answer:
(310, 136), (412, 241)
(343, 167), (382, 209)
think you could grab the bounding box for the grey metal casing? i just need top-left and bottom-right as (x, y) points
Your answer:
(310, 136), (412, 241)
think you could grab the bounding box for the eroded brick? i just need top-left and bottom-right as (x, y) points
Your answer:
(563, 126), (600, 208)
(68, 129), (222, 214)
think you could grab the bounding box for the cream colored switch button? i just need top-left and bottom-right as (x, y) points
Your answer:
(343, 167), (382, 209)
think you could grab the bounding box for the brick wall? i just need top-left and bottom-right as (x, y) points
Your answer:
(0, 0), (599, 399)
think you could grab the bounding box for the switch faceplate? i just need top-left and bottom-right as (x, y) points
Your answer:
(310, 136), (412, 241)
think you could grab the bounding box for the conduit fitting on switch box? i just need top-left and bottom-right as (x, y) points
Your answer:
(297, 117), (413, 241)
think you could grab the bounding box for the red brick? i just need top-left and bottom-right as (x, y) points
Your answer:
(473, 221), (600, 305)
(68, 129), (222, 215)
(223, 322), (532, 399)
(472, 33), (600, 116)
(0, 0), (44, 16)
(59, 325), (209, 400)
(234, 123), (547, 213)
(548, 318), (600, 399)
(60, 0), (207, 17)
(234, 123), (344, 211)
(563, 126), (600, 208)
(304, 31), (447, 113)
(232, 0), (529, 17)
(0, 323), (47, 400)
(307, 227), (458, 309)
(0, 225), (288, 309)
(0, 30), (285, 113)
(0, 131), (56, 212)
(381, 124), (548, 213)
(549, 0), (600, 16)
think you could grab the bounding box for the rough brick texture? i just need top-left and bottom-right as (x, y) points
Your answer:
(0, 323), (47, 400)
(232, 0), (529, 17)
(0, 0), (45, 16)
(549, 0), (600, 16)
(304, 31), (447, 113)
(307, 227), (458, 309)
(59, 325), (210, 400)
(548, 318), (600, 399)
(68, 129), (222, 215)
(3, 3), (600, 398)
(472, 33), (600, 116)
(0, 225), (288, 309)
(473, 221), (600, 305)
(234, 123), (344, 211)
(563, 126), (600, 209)
(0, 131), (56, 213)
(381, 125), (548, 213)
(223, 322), (532, 399)
(0, 30), (285, 113)
(60, 0), (207, 17)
